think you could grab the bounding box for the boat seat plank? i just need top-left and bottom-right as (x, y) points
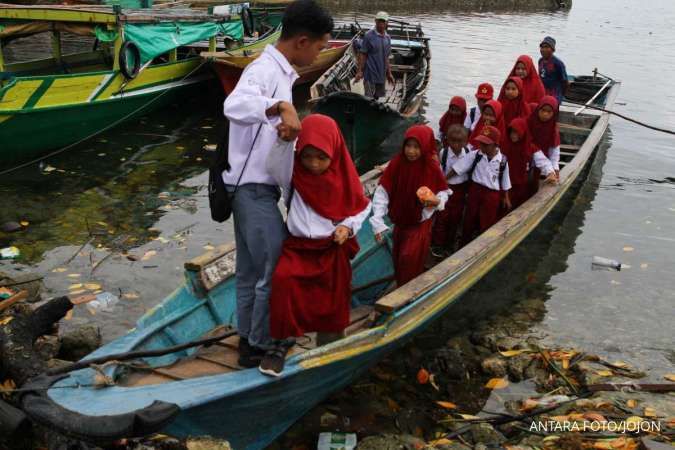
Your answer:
(560, 144), (581, 151)
(185, 243), (235, 272)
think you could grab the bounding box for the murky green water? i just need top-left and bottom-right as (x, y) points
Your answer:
(1, 0), (673, 443)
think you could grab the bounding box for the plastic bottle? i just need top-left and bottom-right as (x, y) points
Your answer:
(591, 256), (621, 271)
(86, 292), (119, 313)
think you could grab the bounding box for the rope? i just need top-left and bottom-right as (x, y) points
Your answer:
(567, 100), (675, 136)
(0, 60), (208, 177)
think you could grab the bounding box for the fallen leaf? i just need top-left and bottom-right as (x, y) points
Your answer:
(52, 267), (67, 273)
(458, 414), (481, 420)
(123, 293), (140, 300)
(664, 374), (675, 382)
(43, 165), (57, 172)
(485, 377), (509, 389)
(141, 250), (157, 261)
(0, 316), (13, 326)
(436, 401), (457, 410)
(625, 416), (643, 427)
(499, 349), (527, 357)
(84, 283), (102, 290)
(611, 360), (629, 368)
(562, 358), (570, 369)
(595, 370), (614, 377)
(430, 438), (453, 446)
(69, 289), (86, 295)
(416, 368), (430, 385)
(623, 246), (634, 252)
(520, 398), (540, 412)
(203, 245), (215, 251)
(429, 374), (440, 391)
(583, 412), (607, 422)
(67, 273), (81, 278)
(549, 415), (570, 422)
(626, 399), (638, 408)
(20, 220), (29, 227)
(68, 283), (83, 290)
(643, 407), (657, 417)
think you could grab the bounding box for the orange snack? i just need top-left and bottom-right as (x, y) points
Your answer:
(416, 186), (437, 203)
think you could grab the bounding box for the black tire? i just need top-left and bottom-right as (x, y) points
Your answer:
(119, 40), (141, 80)
(241, 6), (254, 37)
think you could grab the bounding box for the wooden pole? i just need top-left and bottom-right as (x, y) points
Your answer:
(51, 30), (62, 66)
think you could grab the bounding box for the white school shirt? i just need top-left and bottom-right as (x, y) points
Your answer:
(544, 146), (561, 171)
(222, 45), (299, 186)
(452, 149), (512, 191)
(440, 146), (470, 184)
(369, 185), (453, 235)
(265, 140), (372, 239)
(463, 106), (482, 131)
(531, 150), (556, 175)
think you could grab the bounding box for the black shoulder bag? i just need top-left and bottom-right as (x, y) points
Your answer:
(208, 84), (279, 223)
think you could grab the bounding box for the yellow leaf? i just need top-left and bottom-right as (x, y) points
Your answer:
(67, 273), (81, 278)
(626, 399), (638, 408)
(611, 360), (629, 368)
(436, 401), (457, 410)
(84, 283), (101, 291)
(69, 289), (86, 295)
(203, 245), (215, 251)
(562, 358), (570, 369)
(550, 415), (569, 422)
(96, 221), (108, 227)
(623, 246), (634, 252)
(458, 414), (481, 420)
(625, 416), (643, 427)
(595, 370), (614, 377)
(643, 407), (657, 417)
(20, 221), (29, 227)
(52, 267), (67, 273)
(141, 250), (157, 261)
(664, 374), (675, 382)
(583, 412), (607, 422)
(485, 377), (509, 389)
(68, 283), (83, 290)
(499, 349), (526, 357)
(0, 316), (13, 326)
(430, 438), (453, 446)
(123, 293), (140, 300)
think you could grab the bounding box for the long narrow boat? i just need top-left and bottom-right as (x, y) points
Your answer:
(310, 22), (430, 164)
(0, 3), (246, 167)
(21, 76), (619, 449)
(201, 28), (354, 95)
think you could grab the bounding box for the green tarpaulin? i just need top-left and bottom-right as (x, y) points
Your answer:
(123, 21), (243, 63)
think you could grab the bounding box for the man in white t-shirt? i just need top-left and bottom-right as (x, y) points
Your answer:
(222, 0), (333, 367)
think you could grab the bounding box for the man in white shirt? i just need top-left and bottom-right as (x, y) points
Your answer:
(222, 0), (333, 367)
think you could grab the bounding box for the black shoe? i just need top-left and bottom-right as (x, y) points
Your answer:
(259, 343), (293, 377)
(237, 339), (265, 368)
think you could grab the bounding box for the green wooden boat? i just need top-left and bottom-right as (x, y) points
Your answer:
(310, 23), (430, 168)
(0, 4), (245, 168)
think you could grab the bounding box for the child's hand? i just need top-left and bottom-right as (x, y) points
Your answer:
(334, 225), (351, 245)
(502, 196), (512, 211)
(544, 172), (558, 184)
(374, 232), (384, 243)
(417, 186), (439, 207)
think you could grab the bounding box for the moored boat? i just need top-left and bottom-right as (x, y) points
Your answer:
(0, 3), (245, 168)
(310, 22), (430, 166)
(20, 76), (619, 449)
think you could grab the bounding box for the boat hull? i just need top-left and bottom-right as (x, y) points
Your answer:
(0, 58), (210, 167)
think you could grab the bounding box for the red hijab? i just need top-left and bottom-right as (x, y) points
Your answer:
(498, 77), (531, 127)
(439, 96), (467, 137)
(379, 125), (448, 227)
(501, 118), (535, 185)
(469, 100), (506, 148)
(293, 114), (369, 221)
(509, 55), (546, 104)
(528, 96), (560, 152)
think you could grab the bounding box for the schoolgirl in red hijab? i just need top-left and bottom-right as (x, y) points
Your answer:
(438, 96), (467, 145)
(266, 114), (371, 376)
(468, 100), (506, 149)
(370, 125), (450, 286)
(528, 96), (561, 195)
(508, 55), (546, 105)
(501, 118), (536, 208)
(498, 77), (532, 127)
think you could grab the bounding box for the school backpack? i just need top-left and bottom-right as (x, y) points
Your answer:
(467, 152), (508, 191)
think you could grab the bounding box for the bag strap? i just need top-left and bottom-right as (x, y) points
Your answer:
(470, 107), (477, 124)
(230, 83), (280, 195)
(467, 152), (483, 181)
(499, 156), (508, 191)
(440, 148), (449, 172)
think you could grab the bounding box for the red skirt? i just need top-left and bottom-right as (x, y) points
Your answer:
(432, 182), (468, 248)
(270, 235), (359, 339)
(462, 183), (501, 245)
(393, 219), (433, 286)
(510, 183), (531, 209)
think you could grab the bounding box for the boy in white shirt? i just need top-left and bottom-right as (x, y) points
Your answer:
(464, 82), (494, 132)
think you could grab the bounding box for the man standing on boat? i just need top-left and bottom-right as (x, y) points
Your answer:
(355, 11), (395, 100)
(222, 0), (334, 368)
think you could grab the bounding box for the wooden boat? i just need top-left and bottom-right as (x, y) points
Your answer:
(0, 3), (247, 167)
(20, 76), (619, 449)
(310, 22), (430, 166)
(202, 31), (353, 95)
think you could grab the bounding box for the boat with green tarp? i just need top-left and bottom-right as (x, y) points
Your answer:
(0, 3), (247, 167)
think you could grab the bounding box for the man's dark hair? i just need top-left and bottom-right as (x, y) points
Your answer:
(280, 0), (334, 41)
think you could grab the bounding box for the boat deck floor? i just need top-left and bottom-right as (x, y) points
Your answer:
(120, 305), (375, 387)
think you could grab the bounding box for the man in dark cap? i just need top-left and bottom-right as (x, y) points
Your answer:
(538, 36), (569, 104)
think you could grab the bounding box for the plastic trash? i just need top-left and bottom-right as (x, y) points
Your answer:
(318, 432), (357, 450)
(0, 247), (20, 259)
(86, 292), (119, 314)
(592, 256), (621, 271)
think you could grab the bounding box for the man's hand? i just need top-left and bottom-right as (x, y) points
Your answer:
(354, 70), (364, 82)
(276, 101), (301, 142)
(334, 225), (351, 245)
(386, 71), (395, 85)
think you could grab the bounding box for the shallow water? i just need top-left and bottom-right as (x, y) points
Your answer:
(0, 0), (673, 441)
